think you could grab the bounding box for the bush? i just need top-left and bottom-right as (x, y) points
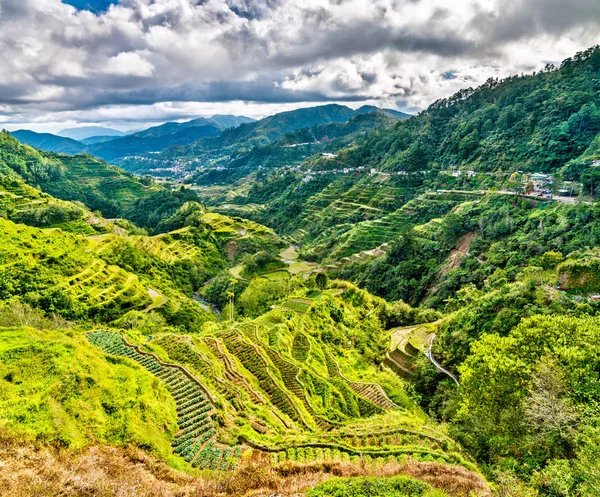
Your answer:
(307, 475), (441, 497)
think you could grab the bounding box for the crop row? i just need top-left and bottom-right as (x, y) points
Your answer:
(192, 442), (243, 470)
(222, 331), (305, 426)
(86, 331), (243, 470)
(267, 445), (451, 466)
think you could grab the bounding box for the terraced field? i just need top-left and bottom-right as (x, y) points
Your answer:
(0, 176), (97, 234)
(86, 330), (242, 469)
(61, 259), (152, 310)
(82, 280), (470, 472)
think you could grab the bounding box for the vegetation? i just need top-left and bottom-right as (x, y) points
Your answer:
(307, 475), (445, 497)
(0, 130), (156, 218)
(0, 326), (177, 457)
(5, 46), (600, 497)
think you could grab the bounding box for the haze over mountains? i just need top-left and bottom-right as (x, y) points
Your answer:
(58, 126), (128, 141)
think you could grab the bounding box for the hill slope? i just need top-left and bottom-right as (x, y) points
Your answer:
(1, 131), (156, 218)
(10, 130), (87, 155)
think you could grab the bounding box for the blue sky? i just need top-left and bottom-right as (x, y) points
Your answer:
(61, 0), (117, 13)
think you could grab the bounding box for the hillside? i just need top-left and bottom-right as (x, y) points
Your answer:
(10, 129), (87, 155)
(350, 47), (600, 180)
(0, 185), (489, 495)
(203, 48), (600, 266)
(0, 134), (490, 495)
(1, 131), (156, 218)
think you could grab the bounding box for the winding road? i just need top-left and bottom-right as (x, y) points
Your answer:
(425, 334), (460, 386)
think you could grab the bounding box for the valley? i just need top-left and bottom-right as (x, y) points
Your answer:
(2, 44), (600, 497)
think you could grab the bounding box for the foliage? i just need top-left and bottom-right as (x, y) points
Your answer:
(0, 326), (177, 456)
(306, 475), (443, 497)
(455, 315), (600, 481)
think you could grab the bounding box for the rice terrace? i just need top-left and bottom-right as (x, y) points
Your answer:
(2, 2), (600, 497)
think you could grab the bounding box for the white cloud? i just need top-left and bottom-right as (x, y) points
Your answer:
(0, 0), (598, 130)
(104, 51), (155, 77)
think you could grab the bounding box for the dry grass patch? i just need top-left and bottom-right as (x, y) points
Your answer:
(0, 435), (491, 497)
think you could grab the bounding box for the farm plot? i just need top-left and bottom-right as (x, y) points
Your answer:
(282, 298), (312, 314)
(220, 330), (311, 429)
(86, 330), (242, 469)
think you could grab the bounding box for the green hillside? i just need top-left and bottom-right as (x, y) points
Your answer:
(10, 129), (87, 155)
(0, 326), (177, 459)
(202, 48), (600, 272)
(1, 131), (156, 218)
(350, 47), (600, 180)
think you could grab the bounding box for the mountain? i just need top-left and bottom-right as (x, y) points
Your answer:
(188, 109), (402, 184)
(80, 135), (123, 145)
(89, 114), (254, 162)
(10, 129), (87, 155)
(349, 46), (600, 178)
(122, 104), (409, 177)
(58, 126), (127, 141)
(1, 131), (155, 218)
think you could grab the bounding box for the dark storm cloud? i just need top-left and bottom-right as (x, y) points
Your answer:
(472, 0), (600, 44)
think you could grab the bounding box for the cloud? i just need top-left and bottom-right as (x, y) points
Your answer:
(0, 0), (598, 130)
(104, 51), (155, 77)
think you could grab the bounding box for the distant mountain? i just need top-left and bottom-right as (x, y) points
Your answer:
(58, 126), (127, 141)
(354, 105), (412, 120)
(178, 104), (385, 155)
(90, 115), (254, 161)
(81, 135), (122, 146)
(206, 114), (256, 129)
(10, 130), (87, 155)
(157, 104), (408, 163)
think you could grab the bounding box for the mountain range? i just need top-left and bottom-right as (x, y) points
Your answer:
(57, 126), (127, 141)
(9, 106), (407, 168)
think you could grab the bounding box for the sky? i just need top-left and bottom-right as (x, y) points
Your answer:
(0, 0), (599, 133)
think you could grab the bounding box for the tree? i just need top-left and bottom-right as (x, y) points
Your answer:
(524, 359), (580, 440)
(315, 272), (328, 290)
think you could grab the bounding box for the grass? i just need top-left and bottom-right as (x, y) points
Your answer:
(306, 475), (445, 497)
(0, 327), (177, 458)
